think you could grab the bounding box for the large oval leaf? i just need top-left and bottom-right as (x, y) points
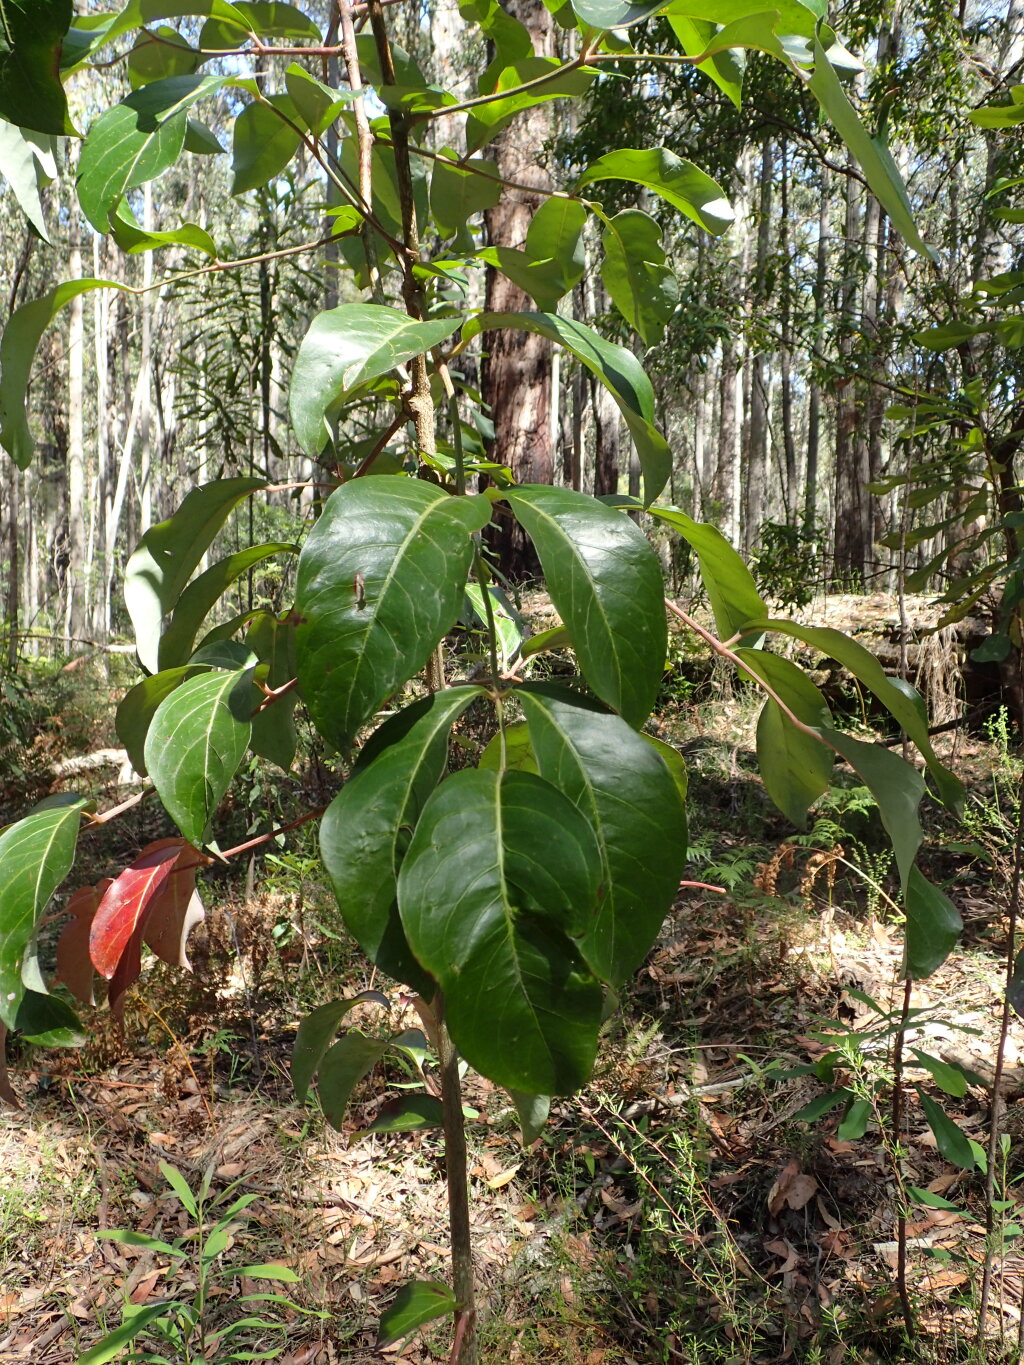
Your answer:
(505, 486), (665, 728)
(145, 666), (254, 847)
(576, 147), (734, 236)
(519, 685), (687, 983)
(289, 305), (464, 456)
(124, 476), (265, 673)
(734, 649), (832, 828)
(461, 312), (670, 504)
(0, 794), (89, 1029)
(294, 481), (489, 750)
(398, 768), (604, 1094)
(319, 688), (482, 990)
(0, 0), (75, 136)
(651, 507), (766, 638)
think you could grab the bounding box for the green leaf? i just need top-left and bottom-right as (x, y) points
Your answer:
(911, 1049), (968, 1099)
(78, 75), (224, 231)
(463, 311), (669, 503)
(285, 63), (355, 134)
(803, 33), (932, 260)
(476, 246), (575, 313)
(111, 199), (216, 256)
(76, 1302), (177, 1365)
(570, 0), (664, 28)
(115, 666), (198, 775)
(231, 94), (301, 194)
(157, 542), (294, 670)
(837, 1097), (871, 1140)
(465, 57), (597, 154)
(358, 1093), (445, 1135)
(290, 304), (463, 456)
(506, 487), (665, 727)
(0, 795), (89, 1029)
(98, 1228), (187, 1256)
(201, 0), (321, 44)
(158, 1161), (199, 1216)
(917, 1089), (977, 1170)
(734, 650), (832, 827)
(317, 1030), (391, 1129)
(398, 768), (604, 1095)
(519, 684), (686, 983)
(0, 279), (123, 469)
(600, 208), (678, 345)
(294, 481), (489, 750)
(16, 990), (84, 1046)
(184, 117), (224, 153)
(904, 866), (962, 980)
(460, 0), (532, 67)
(124, 476), (264, 674)
(745, 620), (964, 813)
(576, 147), (733, 236)
(428, 154), (502, 236)
(377, 1280), (457, 1347)
(526, 196), (588, 275)
(479, 721), (539, 775)
(291, 991), (390, 1103)
(320, 689), (481, 992)
(0, 0), (74, 136)
(145, 666), (254, 846)
(907, 1185), (963, 1211)
(793, 1088), (852, 1122)
(127, 24), (199, 87)
(246, 611), (298, 772)
(231, 1263), (300, 1281)
(0, 120), (54, 240)
(509, 1090), (550, 1144)
(971, 90), (1024, 128)
(650, 508), (766, 637)
(668, 15), (744, 107)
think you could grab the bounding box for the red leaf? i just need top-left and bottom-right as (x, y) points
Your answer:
(90, 839), (201, 979)
(55, 881), (110, 1006)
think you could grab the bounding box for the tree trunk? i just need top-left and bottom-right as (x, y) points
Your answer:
(481, 0), (555, 578)
(742, 141), (773, 554)
(64, 205), (87, 646)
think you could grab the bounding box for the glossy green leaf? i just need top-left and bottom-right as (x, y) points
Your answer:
(521, 624), (572, 658)
(479, 721), (539, 775)
(745, 619), (964, 812)
(16, 990), (84, 1046)
(127, 24), (198, 86)
(665, 0), (826, 25)
(650, 508), (766, 638)
(570, 0), (664, 27)
(184, 117), (224, 153)
(911, 1049), (967, 1099)
(818, 727), (923, 893)
(525, 195), (587, 289)
(284, 62), (355, 134)
(78, 75), (224, 231)
(246, 611), (298, 772)
(0, 279), (123, 469)
(319, 688), (482, 991)
(519, 686), (686, 983)
(734, 650), (832, 827)
(476, 247), (574, 313)
(509, 1090), (550, 1144)
(600, 208), (679, 345)
(157, 541), (294, 669)
(462, 312), (670, 503)
(576, 148), (733, 236)
(124, 476), (264, 674)
(465, 57), (596, 153)
(200, 0), (321, 45)
(145, 667), (254, 846)
(231, 94), (301, 194)
(115, 665), (199, 776)
(398, 768), (604, 1095)
(837, 1097), (871, 1140)
(506, 486), (665, 727)
(0, 794), (89, 1029)
(971, 92), (1024, 128)
(290, 304), (463, 456)
(917, 1090), (976, 1169)
(291, 991), (390, 1103)
(0, 120), (54, 240)
(907, 1185), (963, 1211)
(429, 154), (502, 236)
(668, 14), (744, 107)
(904, 866), (962, 980)
(461, 0), (532, 67)
(358, 1093), (445, 1135)
(111, 199), (216, 255)
(377, 1280), (457, 1347)
(804, 33), (932, 260)
(464, 584), (523, 671)
(317, 1031), (391, 1129)
(294, 480), (489, 750)
(0, 0), (74, 135)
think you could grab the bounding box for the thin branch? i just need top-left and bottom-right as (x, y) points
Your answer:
(218, 805), (327, 861)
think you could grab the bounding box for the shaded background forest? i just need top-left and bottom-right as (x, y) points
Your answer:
(2, 0), (1023, 662)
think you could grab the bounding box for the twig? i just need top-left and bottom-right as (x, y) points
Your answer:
(892, 975), (916, 1338)
(217, 805), (327, 861)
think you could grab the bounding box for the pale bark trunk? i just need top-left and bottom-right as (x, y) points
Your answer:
(64, 207), (87, 645)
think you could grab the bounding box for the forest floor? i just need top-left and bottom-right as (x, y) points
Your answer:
(0, 611), (1021, 1365)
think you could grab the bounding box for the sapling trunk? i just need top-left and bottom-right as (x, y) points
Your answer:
(437, 1010), (479, 1365)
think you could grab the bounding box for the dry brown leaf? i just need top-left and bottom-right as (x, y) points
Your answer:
(767, 1160), (818, 1215)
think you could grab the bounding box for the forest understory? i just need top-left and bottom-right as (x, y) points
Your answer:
(1, 598), (1020, 1365)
